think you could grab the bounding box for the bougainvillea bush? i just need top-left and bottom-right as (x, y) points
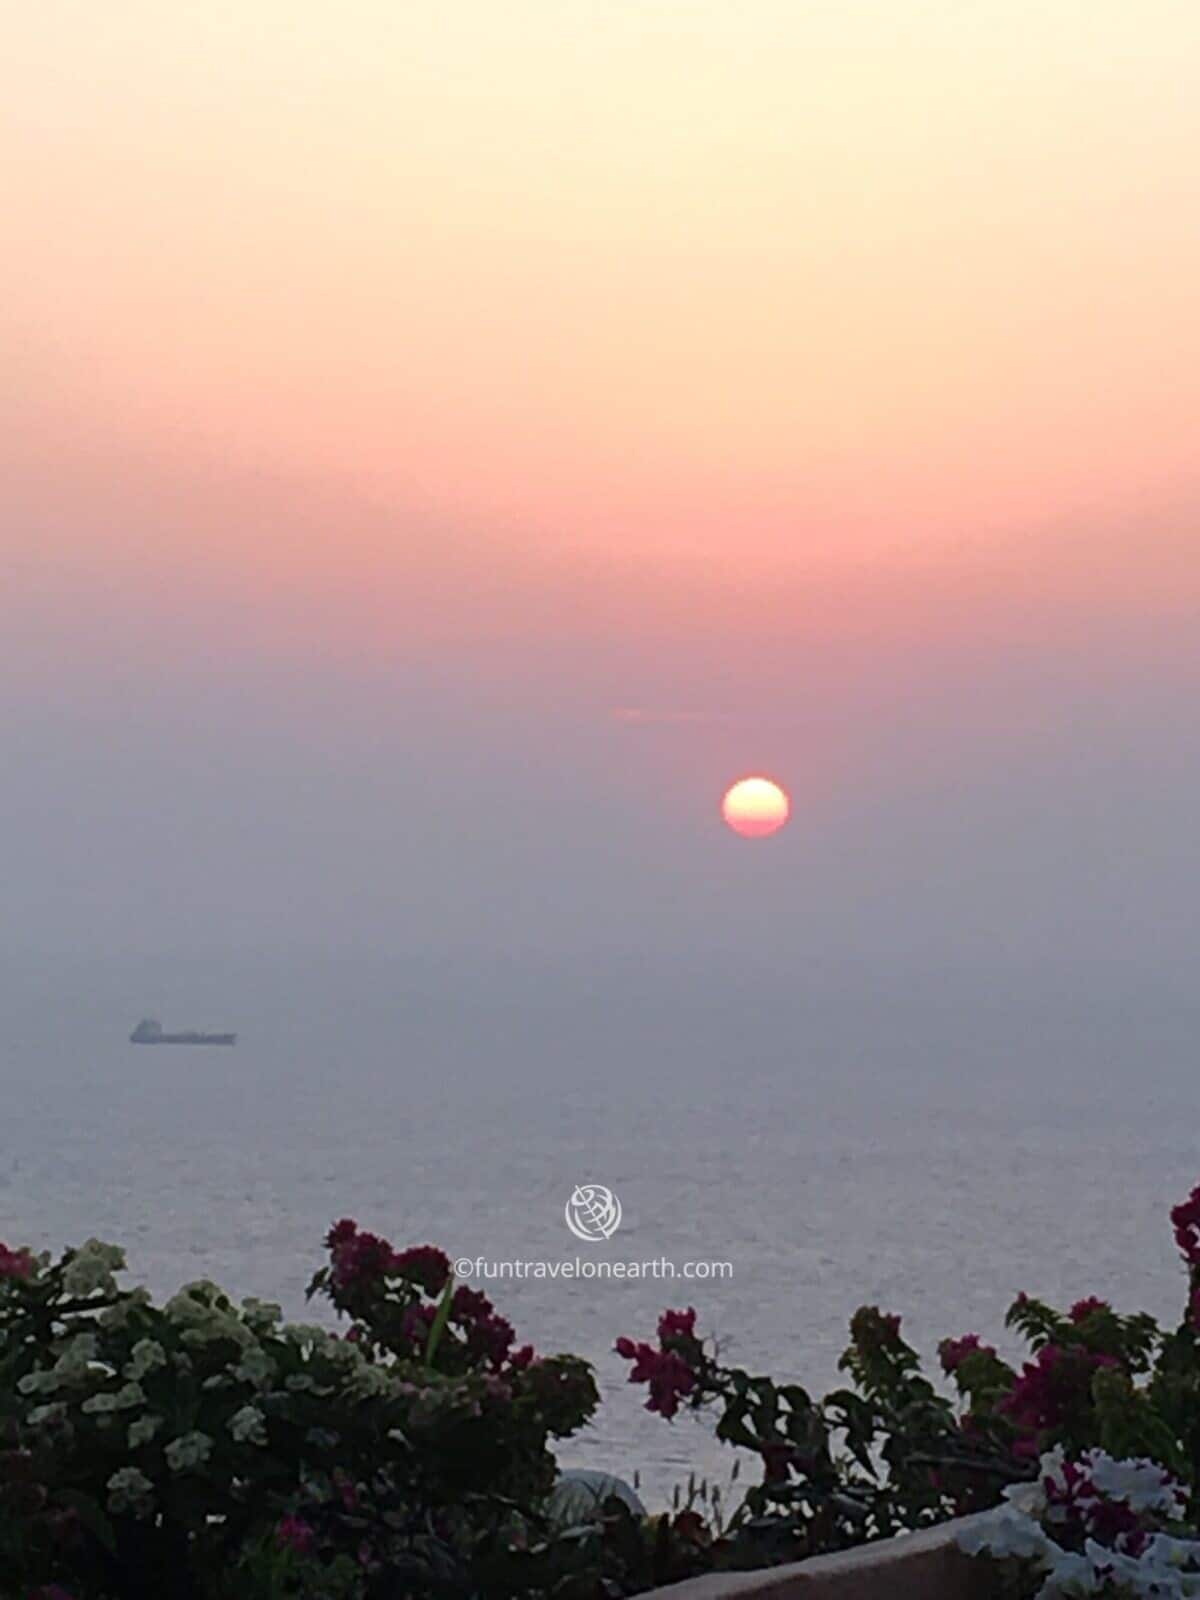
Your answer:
(8, 1178), (1200, 1598)
(0, 1223), (599, 1600)
(613, 1178), (1200, 1588)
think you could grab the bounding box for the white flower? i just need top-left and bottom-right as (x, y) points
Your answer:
(283, 1323), (336, 1354)
(62, 1240), (126, 1298)
(322, 1337), (364, 1370)
(26, 1403), (67, 1427)
(1038, 1445), (1067, 1478)
(349, 1363), (400, 1399)
(241, 1297), (282, 1333)
(1085, 1451), (1186, 1517)
(124, 1339), (167, 1380)
(98, 1287), (151, 1329)
(966, 1455), (1200, 1600)
(164, 1430), (213, 1472)
(1036, 1546), (1103, 1596)
(165, 1282), (252, 1348)
(227, 1404), (268, 1445)
(1147, 1533), (1200, 1569)
(82, 1392), (119, 1414)
(82, 1381), (144, 1416)
(1003, 1479), (1046, 1517)
(233, 1347), (275, 1388)
(958, 1505), (1054, 1563)
(42, 1332), (102, 1392)
(17, 1370), (57, 1396)
(107, 1466), (155, 1517)
(128, 1413), (162, 1447)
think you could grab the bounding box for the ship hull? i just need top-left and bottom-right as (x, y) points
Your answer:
(132, 1034), (236, 1046)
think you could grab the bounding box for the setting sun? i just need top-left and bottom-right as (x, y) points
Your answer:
(721, 777), (790, 840)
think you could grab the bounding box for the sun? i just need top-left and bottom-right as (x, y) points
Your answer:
(721, 776), (790, 839)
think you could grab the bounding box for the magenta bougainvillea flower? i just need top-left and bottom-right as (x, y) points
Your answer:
(0, 1242), (34, 1280)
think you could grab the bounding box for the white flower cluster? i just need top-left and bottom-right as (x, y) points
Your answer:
(959, 1449), (1200, 1598)
(233, 1345), (277, 1388)
(240, 1297), (283, 1334)
(62, 1240), (126, 1299)
(107, 1466), (155, 1517)
(1079, 1454), (1188, 1521)
(98, 1287), (152, 1329)
(14, 1245), (431, 1514)
(124, 1338), (167, 1380)
(164, 1430), (213, 1473)
(227, 1404), (268, 1445)
(17, 1331), (102, 1396)
(165, 1282), (255, 1350)
(128, 1413), (162, 1448)
(26, 1402), (68, 1428)
(81, 1380), (145, 1415)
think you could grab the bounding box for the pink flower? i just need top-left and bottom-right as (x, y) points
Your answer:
(658, 1307), (697, 1343)
(615, 1338), (696, 1418)
(1042, 1455), (1164, 1558)
(276, 1514), (315, 1555)
(326, 1221), (395, 1290)
(508, 1343), (536, 1370)
(452, 1285), (491, 1318)
(1002, 1344), (1118, 1437)
(1069, 1297), (1110, 1324)
(0, 1244), (33, 1280)
(390, 1245), (451, 1296)
(1171, 1184), (1200, 1266)
(938, 1333), (996, 1375)
(400, 1303), (437, 1350)
(451, 1285), (515, 1367)
(849, 1306), (904, 1351)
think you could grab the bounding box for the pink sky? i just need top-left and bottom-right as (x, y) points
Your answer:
(8, 2), (1200, 580)
(4, 3), (1199, 964)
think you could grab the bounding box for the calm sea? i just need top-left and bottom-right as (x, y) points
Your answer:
(3, 954), (1198, 1505)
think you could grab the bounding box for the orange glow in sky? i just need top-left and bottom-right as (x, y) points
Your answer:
(2, 4), (1199, 970)
(4, 1), (1200, 713)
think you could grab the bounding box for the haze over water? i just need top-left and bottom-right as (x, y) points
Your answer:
(4, 953), (1198, 1502)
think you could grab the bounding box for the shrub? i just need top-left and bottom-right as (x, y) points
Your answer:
(9, 1174), (1200, 1596)
(0, 1224), (597, 1599)
(613, 1178), (1200, 1579)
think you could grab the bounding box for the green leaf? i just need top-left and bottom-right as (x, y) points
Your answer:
(424, 1273), (457, 1369)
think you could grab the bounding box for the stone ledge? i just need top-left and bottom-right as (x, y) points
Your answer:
(640, 1513), (995, 1600)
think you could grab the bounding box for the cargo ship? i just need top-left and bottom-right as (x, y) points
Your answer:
(130, 1018), (236, 1046)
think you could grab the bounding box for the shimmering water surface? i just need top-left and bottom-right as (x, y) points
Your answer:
(3, 956), (1197, 1505)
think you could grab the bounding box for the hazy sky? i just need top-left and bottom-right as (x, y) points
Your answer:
(4, 2), (1198, 974)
